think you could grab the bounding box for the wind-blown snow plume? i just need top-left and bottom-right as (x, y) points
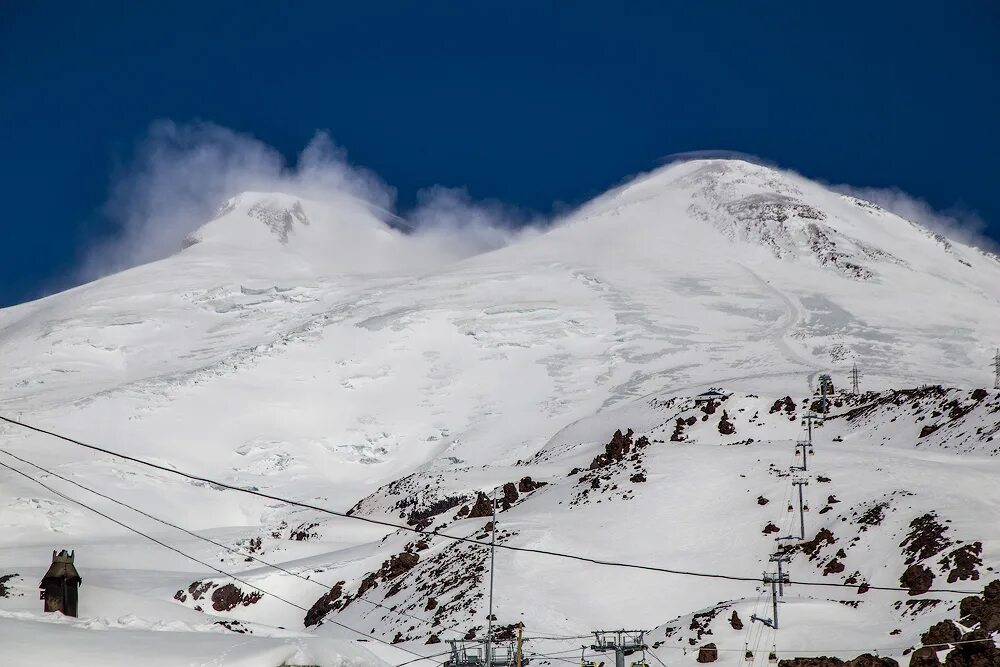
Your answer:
(832, 183), (994, 251)
(80, 121), (547, 281)
(407, 186), (545, 259)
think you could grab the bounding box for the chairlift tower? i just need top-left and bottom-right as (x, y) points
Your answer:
(793, 440), (813, 472)
(792, 479), (809, 540)
(768, 552), (791, 597)
(751, 571), (789, 630)
(590, 630), (648, 667)
(801, 412), (822, 444)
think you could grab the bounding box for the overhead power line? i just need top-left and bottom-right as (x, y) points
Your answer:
(0, 446), (460, 639)
(0, 414), (983, 595)
(0, 458), (440, 666)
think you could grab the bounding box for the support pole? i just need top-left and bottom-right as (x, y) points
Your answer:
(487, 487), (497, 666)
(793, 479), (809, 540)
(771, 577), (779, 630)
(516, 623), (523, 667)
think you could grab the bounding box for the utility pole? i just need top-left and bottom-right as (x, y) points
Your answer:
(486, 487), (497, 667)
(993, 349), (1000, 390)
(851, 364), (862, 395)
(792, 478), (809, 540)
(794, 440), (812, 472)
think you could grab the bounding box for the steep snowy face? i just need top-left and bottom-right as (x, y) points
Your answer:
(545, 159), (999, 284)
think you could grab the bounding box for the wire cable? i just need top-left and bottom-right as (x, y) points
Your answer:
(0, 446), (464, 639)
(0, 415), (983, 595)
(0, 458), (441, 665)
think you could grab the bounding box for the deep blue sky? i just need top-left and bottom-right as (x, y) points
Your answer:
(2, 1), (998, 307)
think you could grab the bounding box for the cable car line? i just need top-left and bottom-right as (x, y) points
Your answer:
(0, 414), (984, 595)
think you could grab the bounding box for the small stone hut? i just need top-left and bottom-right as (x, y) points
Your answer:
(39, 549), (81, 617)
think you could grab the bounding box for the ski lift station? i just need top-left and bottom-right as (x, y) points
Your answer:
(445, 640), (527, 667)
(694, 389), (726, 405)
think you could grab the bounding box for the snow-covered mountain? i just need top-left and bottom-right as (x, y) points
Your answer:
(1, 159), (999, 666)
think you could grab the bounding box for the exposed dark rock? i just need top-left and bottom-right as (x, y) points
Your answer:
(824, 559), (846, 575)
(778, 654), (898, 667)
(921, 620), (961, 647)
(718, 411), (736, 435)
(908, 647), (940, 667)
(770, 397), (796, 414)
(426, 634), (441, 645)
(518, 477), (547, 493)
(468, 493), (494, 519)
(501, 482), (519, 510)
(0, 573), (18, 599)
(920, 424), (941, 438)
(800, 528), (836, 558)
(289, 521), (320, 541)
(425, 597), (438, 611)
(958, 580), (1000, 633)
(304, 581), (345, 627)
(408, 495), (468, 529)
(630, 472), (647, 483)
(211, 583), (263, 612)
(757, 496), (770, 505)
(857, 502), (889, 531)
(590, 429), (634, 469)
(763, 523), (780, 535)
(941, 629), (1000, 667)
(698, 643), (718, 663)
(901, 564), (935, 596)
(729, 610), (743, 630)
(940, 542), (983, 583)
(901, 514), (951, 564)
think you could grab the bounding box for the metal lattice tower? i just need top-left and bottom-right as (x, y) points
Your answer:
(851, 364), (862, 395)
(993, 349), (1000, 390)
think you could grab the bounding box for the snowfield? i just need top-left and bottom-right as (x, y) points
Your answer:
(1, 159), (999, 666)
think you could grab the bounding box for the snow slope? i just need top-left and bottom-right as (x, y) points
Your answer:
(1, 159), (999, 665)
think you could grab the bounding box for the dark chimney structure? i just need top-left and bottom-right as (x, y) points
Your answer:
(39, 549), (81, 617)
